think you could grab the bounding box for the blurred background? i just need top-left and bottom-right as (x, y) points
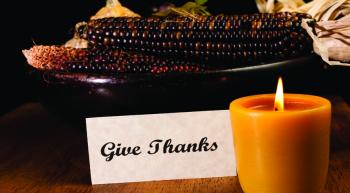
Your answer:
(0, 0), (348, 115)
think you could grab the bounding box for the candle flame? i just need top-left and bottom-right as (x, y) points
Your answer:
(274, 77), (284, 111)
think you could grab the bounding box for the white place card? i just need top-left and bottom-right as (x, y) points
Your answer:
(86, 110), (236, 185)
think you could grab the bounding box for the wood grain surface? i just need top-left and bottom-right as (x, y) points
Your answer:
(0, 96), (349, 193)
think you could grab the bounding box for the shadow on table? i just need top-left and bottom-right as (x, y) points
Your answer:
(0, 103), (91, 186)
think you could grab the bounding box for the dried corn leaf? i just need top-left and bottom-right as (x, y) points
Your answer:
(256, 0), (306, 13)
(256, 0), (350, 21)
(308, 0), (337, 20)
(320, 0), (347, 20)
(153, 0), (211, 18)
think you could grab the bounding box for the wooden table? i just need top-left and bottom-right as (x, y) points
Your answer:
(0, 97), (349, 193)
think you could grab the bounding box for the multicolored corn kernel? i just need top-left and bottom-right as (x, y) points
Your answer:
(23, 46), (206, 74)
(78, 12), (313, 63)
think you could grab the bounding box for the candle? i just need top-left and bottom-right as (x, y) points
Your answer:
(229, 78), (331, 193)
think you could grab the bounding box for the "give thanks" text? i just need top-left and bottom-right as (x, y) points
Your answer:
(101, 137), (218, 161)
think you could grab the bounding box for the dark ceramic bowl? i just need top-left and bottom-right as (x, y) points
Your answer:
(29, 54), (331, 119)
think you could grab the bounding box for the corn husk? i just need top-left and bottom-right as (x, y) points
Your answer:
(256, 0), (350, 21)
(303, 16), (350, 66)
(256, 0), (350, 66)
(91, 0), (140, 19)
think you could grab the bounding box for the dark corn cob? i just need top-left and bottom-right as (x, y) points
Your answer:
(23, 46), (206, 74)
(78, 12), (313, 64)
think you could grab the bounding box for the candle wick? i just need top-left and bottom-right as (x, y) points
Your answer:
(274, 107), (279, 111)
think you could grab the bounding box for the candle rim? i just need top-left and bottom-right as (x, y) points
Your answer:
(230, 93), (331, 115)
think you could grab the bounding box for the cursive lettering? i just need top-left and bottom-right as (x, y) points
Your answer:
(148, 137), (218, 154)
(101, 137), (218, 161)
(148, 139), (163, 155)
(101, 142), (141, 161)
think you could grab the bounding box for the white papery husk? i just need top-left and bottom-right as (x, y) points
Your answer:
(256, 0), (350, 66)
(91, 0), (140, 19)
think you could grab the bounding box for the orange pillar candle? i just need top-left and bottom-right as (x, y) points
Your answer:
(229, 78), (331, 193)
